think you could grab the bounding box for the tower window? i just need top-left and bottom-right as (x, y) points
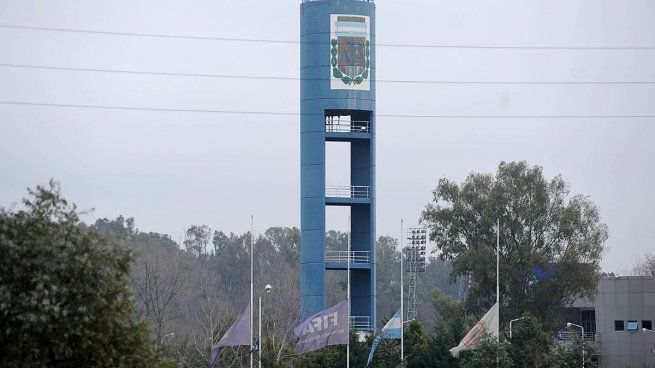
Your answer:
(643, 320), (652, 330)
(614, 320), (624, 331)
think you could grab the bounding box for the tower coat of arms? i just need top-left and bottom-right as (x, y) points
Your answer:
(330, 14), (370, 91)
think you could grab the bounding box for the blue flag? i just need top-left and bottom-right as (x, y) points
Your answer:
(210, 302), (251, 367)
(294, 300), (349, 354)
(366, 309), (402, 366)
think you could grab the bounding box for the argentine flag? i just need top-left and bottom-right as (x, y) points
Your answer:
(366, 309), (402, 366)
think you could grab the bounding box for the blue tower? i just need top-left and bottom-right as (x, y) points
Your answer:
(300, 0), (376, 330)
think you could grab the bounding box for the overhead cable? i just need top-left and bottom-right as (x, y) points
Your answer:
(2, 24), (655, 50)
(1, 101), (654, 119)
(1, 63), (654, 85)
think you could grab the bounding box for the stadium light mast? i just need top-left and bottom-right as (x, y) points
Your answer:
(405, 227), (426, 321)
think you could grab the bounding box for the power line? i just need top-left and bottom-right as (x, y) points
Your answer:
(2, 24), (655, 50)
(1, 100), (654, 119)
(2, 63), (654, 85)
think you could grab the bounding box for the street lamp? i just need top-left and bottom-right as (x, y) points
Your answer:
(509, 317), (526, 339)
(567, 322), (585, 368)
(258, 284), (272, 368)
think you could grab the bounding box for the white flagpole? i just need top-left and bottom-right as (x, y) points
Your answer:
(347, 215), (351, 368)
(250, 215), (254, 368)
(400, 219), (404, 361)
(496, 218), (500, 343)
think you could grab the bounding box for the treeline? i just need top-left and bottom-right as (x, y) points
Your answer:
(91, 211), (594, 368)
(90, 216), (459, 367)
(2, 162), (608, 367)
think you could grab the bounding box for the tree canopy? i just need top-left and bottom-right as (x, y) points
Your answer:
(422, 161), (608, 326)
(631, 251), (655, 276)
(0, 181), (173, 367)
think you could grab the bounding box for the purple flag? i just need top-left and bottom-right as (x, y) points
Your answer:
(210, 302), (251, 367)
(294, 300), (349, 355)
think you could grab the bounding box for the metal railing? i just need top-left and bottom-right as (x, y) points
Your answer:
(350, 316), (371, 330)
(325, 250), (371, 263)
(557, 331), (600, 342)
(325, 120), (370, 133)
(326, 185), (370, 198)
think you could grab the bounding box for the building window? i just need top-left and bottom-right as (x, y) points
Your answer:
(643, 320), (653, 330)
(627, 321), (639, 331)
(580, 310), (597, 334)
(614, 320), (624, 331)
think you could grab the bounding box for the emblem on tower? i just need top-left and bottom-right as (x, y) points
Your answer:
(330, 14), (371, 91)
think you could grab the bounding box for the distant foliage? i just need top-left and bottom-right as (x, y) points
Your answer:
(632, 251), (655, 276)
(184, 224), (212, 256)
(0, 181), (173, 367)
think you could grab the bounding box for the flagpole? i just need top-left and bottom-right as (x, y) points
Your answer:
(250, 215), (254, 368)
(347, 215), (351, 368)
(496, 218), (500, 343)
(400, 219), (404, 362)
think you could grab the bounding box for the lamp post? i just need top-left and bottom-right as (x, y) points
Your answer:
(567, 322), (585, 368)
(258, 284), (272, 368)
(400, 219), (404, 362)
(509, 317), (525, 339)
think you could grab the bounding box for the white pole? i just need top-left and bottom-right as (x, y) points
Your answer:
(347, 215), (351, 368)
(258, 293), (262, 368)
(579, 324), (585, 368)
(496, 219), (500, 305)
(496, 219), (500, 343)
(250, 216), (254, 368)
(568, 323), (585, 368)
(257, 286), (271, 368)
(400, 219), (404, 362)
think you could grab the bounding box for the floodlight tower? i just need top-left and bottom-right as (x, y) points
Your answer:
(405, 227), (426, 321)
(300, 0), (376, 331)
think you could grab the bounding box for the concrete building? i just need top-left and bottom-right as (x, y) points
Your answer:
(565, 276), (655, 367)
(299, 0), (377, 329)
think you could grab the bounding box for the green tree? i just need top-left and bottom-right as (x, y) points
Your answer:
(459, 338), (512, 368)
(265, 226), (300, 265)
(402, 320), (428, 367)
(0, 181), (173, 367)
(369, 336), (400, 368)
(432, 289), (466, 345)
(507, 313), (553, 368)
(632, 251), (655, 276)
(421, 161), (608, 327)
(429, 290), (466, 368)
(376, 236), (401, 321)
(546, 337), (598, 368)
(184, 224), (212, 256)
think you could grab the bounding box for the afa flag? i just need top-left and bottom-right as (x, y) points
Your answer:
(366, 309), (402, 366)
(449, 302), (499, 358)
(210, 302), (251, 367)
(294, 300), (349, 355)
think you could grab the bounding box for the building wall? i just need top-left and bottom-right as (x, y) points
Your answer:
(575, 276), (655, 367)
